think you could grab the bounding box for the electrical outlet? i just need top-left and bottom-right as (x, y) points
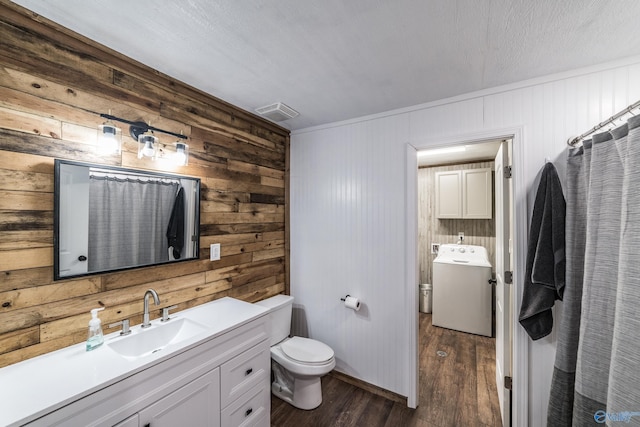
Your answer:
(210, 243), (221, 261)
(458, 232), (464, 242)
(431, 243), (440, 254)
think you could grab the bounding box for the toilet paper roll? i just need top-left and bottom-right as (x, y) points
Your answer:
(344, 296), (361, 311)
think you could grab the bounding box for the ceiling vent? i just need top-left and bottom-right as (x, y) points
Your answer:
(255, 102), (299, 122)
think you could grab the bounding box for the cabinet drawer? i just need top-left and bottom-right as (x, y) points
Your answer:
(220, 340), (270, 407)
(221, 383), (270, 427)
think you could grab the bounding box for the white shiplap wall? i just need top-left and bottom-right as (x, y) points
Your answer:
(290, 115), (410, 393)
(290, 57), (640, 426)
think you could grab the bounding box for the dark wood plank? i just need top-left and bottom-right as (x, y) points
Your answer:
(476, 334), (503, 426)
(0, 3), (289, 142)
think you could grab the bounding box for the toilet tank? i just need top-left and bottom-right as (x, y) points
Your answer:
(255, 294), (293, 345)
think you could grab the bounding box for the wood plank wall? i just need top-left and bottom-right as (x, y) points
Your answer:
(417, 161), (495, 286)
(0, 2), (289, 368)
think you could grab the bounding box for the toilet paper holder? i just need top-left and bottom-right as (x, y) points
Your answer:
(340, 294), (361, 311)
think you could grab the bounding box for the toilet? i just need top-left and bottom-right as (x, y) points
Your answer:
(255, 294), (335, 410)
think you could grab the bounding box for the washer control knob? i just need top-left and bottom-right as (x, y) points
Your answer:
(459, 248), (466, 253)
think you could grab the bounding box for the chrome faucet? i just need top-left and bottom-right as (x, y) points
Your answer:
(142, 289), (161, 328)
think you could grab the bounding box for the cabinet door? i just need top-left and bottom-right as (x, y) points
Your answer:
(139, 368), (220, 427)
(221, 383), (270, 427)
(220, 341), (270, 408)
(435, 171), (462, 218)
(113, 414), (139, 427)
(462, 168), (492, 219)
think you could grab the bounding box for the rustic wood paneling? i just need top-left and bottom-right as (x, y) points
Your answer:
(418, 161), (495, 286)
(0, 2), (289, 368)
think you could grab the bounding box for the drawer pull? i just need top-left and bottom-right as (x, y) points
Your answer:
(245, 367), (253, 376)
(245, 407), (253, 417)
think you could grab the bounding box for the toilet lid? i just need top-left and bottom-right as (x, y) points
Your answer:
(281, 337), (334, 363)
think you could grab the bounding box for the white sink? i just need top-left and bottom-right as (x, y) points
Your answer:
(108, 318), (208, 360)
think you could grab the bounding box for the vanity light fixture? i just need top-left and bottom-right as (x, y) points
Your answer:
(97, 118), (122, 155)
(97, 113), (189, 165)
(137, 129), (158, 159)
(174, 142), (189, 166)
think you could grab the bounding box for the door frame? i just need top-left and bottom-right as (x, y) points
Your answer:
(405, 125), (528, 426)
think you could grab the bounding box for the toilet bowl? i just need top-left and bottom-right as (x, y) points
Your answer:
(255, 295), (335, 410)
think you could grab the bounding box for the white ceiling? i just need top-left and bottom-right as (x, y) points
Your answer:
(11, 0), (640, 131)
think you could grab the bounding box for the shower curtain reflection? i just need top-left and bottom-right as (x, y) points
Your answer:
(88, 175), (179, 272)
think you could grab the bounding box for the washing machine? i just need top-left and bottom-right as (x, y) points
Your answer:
(432, 244), (493, 336)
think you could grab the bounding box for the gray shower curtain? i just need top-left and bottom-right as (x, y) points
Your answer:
(88, 176), (179, 272)
(548, 115), (640, 426)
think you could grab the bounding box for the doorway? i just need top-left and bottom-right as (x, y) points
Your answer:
(412, 137), (514, 426)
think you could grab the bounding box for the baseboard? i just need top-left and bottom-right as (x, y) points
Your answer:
(328, 371), (407, 405)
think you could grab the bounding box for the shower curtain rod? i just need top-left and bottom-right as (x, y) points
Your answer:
(567, 99), (640, 147)
(90, 170), (181, 184)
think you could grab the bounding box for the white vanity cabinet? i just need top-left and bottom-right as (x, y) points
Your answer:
(435, 168), (492, 219)
(220, 342), (271, 426)
(114, 369), (220, 427)
(22, 313), (270, 427)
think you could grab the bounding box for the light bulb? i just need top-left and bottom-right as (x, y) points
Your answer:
(142, 141), (155, 157)
(97, 121), (122, 155)
(138, 133), (157, 158)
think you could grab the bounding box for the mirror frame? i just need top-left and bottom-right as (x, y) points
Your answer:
(53, 159), (201, 280)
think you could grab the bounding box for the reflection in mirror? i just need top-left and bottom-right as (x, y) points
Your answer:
(54, 160), (200, 280)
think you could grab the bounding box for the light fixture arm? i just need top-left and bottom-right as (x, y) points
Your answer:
(99, 113), (188, 141)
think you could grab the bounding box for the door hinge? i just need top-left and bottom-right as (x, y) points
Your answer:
(504, 165), (512, 179)
(505, 376), (513, 390)
(505, 271), (513, 284)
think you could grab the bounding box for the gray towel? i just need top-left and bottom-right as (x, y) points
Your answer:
(519, 162), (566, 340)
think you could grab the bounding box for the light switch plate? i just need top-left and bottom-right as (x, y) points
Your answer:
(210, 243), (221, 261)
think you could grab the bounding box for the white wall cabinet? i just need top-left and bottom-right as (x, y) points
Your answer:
(435, 168), (492, 219)
(435, 171), (462, 218)
(26, 317), (270, 427)
(462, 168), (492, 219)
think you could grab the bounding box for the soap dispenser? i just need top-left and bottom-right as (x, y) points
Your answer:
(86, 307), (105, 351)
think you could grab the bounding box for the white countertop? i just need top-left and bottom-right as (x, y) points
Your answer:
(0, 297), (268, 426)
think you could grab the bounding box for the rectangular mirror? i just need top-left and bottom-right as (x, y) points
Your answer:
(54, 159), (200, 280)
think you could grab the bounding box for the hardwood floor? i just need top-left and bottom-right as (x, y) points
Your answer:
(271, 313), (502, 427)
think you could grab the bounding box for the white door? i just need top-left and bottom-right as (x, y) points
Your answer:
(494, 141), (512, 426)
(58, 164), (89, 277)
